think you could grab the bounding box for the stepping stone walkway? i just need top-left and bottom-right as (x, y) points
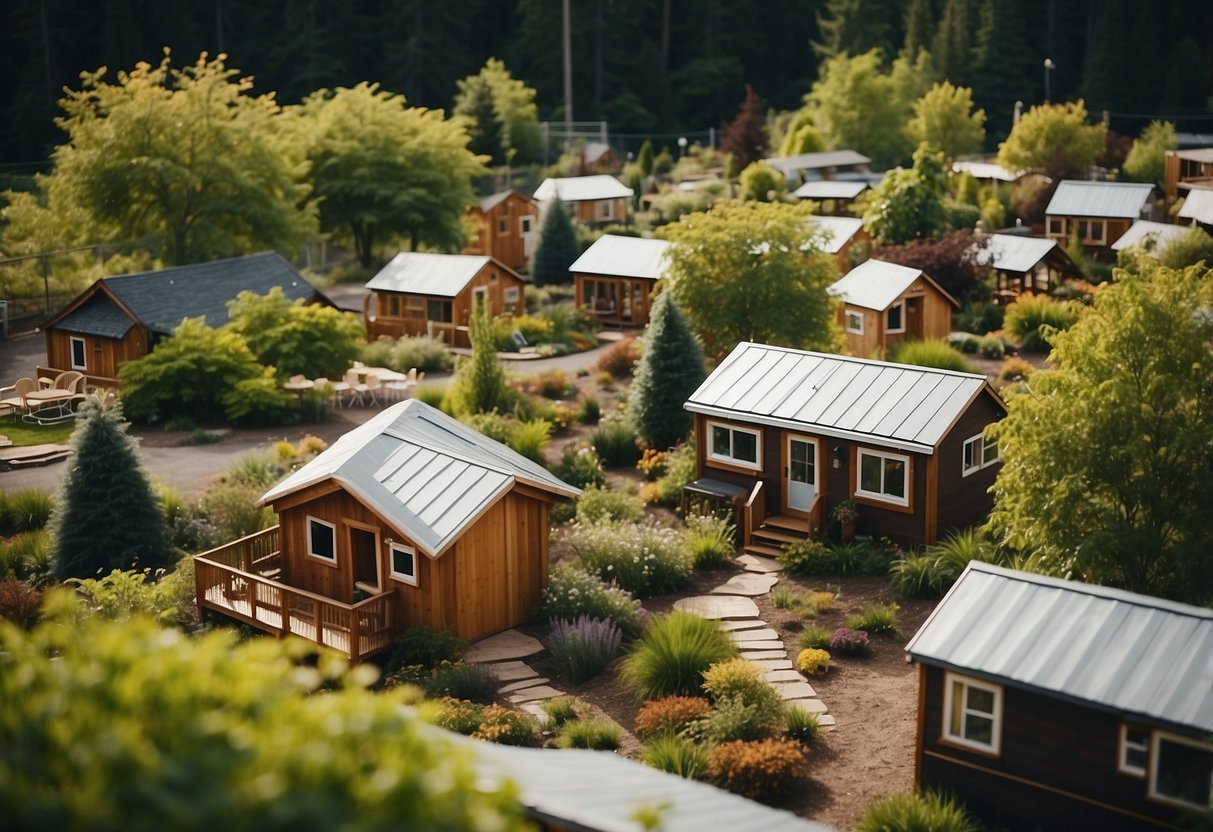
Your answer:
(672, 595), (759, 619)
(709, 573), (780, 596)
(464, 629), (567, 722)
(735, 553), (783, 574)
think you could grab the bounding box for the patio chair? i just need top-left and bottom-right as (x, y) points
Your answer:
(327, 376), (351, 408)
(52, 371), (87, 407)
(362, 374), (383, 407)
(342, 370), (365, 407)
(0, 378), (36, 417)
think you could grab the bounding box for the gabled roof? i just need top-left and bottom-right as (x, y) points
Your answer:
(764, 150), (871, 177)
(1172, 147), (1213, 163)
(685, 342), (1000, 454)
(806, 216), (865, 254)
(260, 400), (580, 558)
(1179, 188), (1213, 225)
(828, 258), (958, 311)
(906, 562), (1213, 735)
(51, 291), (136, 339)
(981, 234), (1058, 273)
(1110, 220), (1191, 253)
(793, 180), (868, 200)
(568, 234), (672, 280)
(951, 160), (1021, 182)
(366, 253), (517, 298)
(48, 252), (319, 337)
(1045, 180), (1154, 219)
(533, 175), (633, 202)
(477, 190), (534, 213)
(583, 141), (616, 164)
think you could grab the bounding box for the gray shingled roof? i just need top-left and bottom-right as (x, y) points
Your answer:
(906, 562), (1213, 735)
(260, 400), (580, 557)
(1045, 180), (1154, 219)
(568, 234), (672, 280)
(366, 252), (507, 298)
(52, 291), (136, 339)
(685, 342), (996, 454)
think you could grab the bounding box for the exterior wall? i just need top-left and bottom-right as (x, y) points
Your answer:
(45, 324), (145, 383)
(839, 305), (882, 357)
(934, 392), (1005, 539)
(1165, 152), (1213, 202)
(838, 278), (953, 359)
(464, 194), (538, 271)
(918, 664), (1195, 831)
(1045, 215), (1134, 251)
(573, 197), (629, 226)
(573, 273), (655, 327)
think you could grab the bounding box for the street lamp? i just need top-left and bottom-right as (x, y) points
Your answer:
(677, 136), (687, 157)
(1043, 58), (1056, 103)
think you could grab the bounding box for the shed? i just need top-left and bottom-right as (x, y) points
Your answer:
(1045, 181), (1156, 251)
(534, 175), (633, 226)
(828, 259), (958, 357)
(979, 234), (1082, 298)
(1163, 147), (1213, 201)
(1110, 220), (1192, 257)
(1178, 188), (1213, 228)
(806, 216), (867, 272)
(906, 562), (1213, 830)
(569, 234), (672, 327)
(463, 191), (538, 272)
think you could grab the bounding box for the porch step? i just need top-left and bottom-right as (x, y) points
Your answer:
(761, 514), (809, 535)
(742, 542), (785, 560)
(751, 526), (803, 547)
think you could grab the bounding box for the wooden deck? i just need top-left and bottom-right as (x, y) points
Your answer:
(194, 527), (394, 661)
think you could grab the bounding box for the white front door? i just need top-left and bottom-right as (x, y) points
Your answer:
(786, 436), (817, 513)
(521, 215), (536, 256)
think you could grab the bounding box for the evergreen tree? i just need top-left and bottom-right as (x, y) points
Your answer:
(51, 396), (171, 582)
(630, 294), (706, 450)
(465, 296), (508, 415)
(637, 139), (655, 178)
(532, 199), (579, 286)
(969, 0), (1033, 142)
(720, 85), (768, 170)
(932, 0), (974, 84)
(813, 0), (903, 60)
(459, 76), (503, 163)
(902, 0), (934, 60)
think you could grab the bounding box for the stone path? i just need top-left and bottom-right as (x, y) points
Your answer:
(465, 630), (565, 722)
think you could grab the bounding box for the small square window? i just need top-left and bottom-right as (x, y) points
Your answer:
(943, 671), (1002, 755)
(497, 218), (508, 235)
(856, 448), (910, 506)
(70, 336), (87, 371)
(845, 310), (864, 334)
(1119, 726), (1149, 777)
(307, 516), (336, 562)
(886, 301), (904, 333)
(1048, 218), (1063, 236)
(390, 543), (418, 586)
(504, 286), (520, 303)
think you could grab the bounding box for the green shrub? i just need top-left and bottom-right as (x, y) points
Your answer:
(596, 337), (640, 377)
(202, 481), (276, 540)
(471, 705), (540, 746)
(461, 411), (511, 443)
(386, 626), (468, 673)
(556, 718), (623, 750)
(701, 658), (784, 716)
(538, 563), (643, 639)
(889, 339), (975, 373)
(796, 648), (830, 675)
(548, 616), (623, 683)
(3, 531), (52, 588)
(780, 539), (893, 577)
(955, 301), (1003, 335)
(424, 661), (499, 704)
(413, 384), (448, 409)
(856, 790), (978, 832)
(889, 555), (943, 600)
(225, 451), (282, 487)
(1003, 294), (1079, 353)
(686, 694), (782, 743)
(634, 695), (711, 740)
(619, 612), (737, 700)
(683, 514), (735, 569)
(507, 418), (552, 462)
(577, 395), (601, 425)
(846, 603), (900, 634)
(567, 521), (692, 598)
(430, 697), (483, 735)
(528, 369), (574, 399)
(576, 487), (645, 524)
(362, 335), (453, 373)
(998, 356), (1034, 383)
(640, 734), (710, 780)
(69, 567), (197, 628)
(0, 488), (54, 535)
(891, 527), (1000, 599)
(707, 738), (808, 802)
(783, 706), (821, 744)
(541, 696), (582, 728)
(655, 442), (697, 507)
(550, 444), (607, 489)
(591, 415), (641, 468)
(798, 626), (834, 651)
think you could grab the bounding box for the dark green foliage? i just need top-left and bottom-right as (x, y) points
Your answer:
(590, 415), (641, 468)
(445, 299), (510, 415)
(226, 287), (365, 379)
(551, 444), (607, 490)
(888, 339), (975, 373)
(1002, 295), (1079, 353)
(49, 397), (173, 581)
(424, 662), (499, 704)
(0, 489), (54, 536)
(386, 626), (468, 674)
(892, 528), (1001, 599)
(532, 199), (579, 287)
(779, 539), (893, 577)
(619, 612), (737, 700)
(862, 144), (948, 245)
(857, 790), (978, 832)
(631, 295), (705, 450)
(637, 140), (655, 178)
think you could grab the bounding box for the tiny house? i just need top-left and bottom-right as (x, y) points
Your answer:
(195, 400), (580, 659)
(828, 259), (958, 358)
(534, 175), (633, 227)
(907, 562), (1213, 831)
(807, 215), (866, 273)
(463, 190), (538, 272)
(1044, 181), (1156, 253)
(980, 233), (1082, 299)
(570, 234), (671, 328)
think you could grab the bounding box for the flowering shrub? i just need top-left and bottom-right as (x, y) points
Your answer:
(683, 514), (736, 569)
(529, 369), (574, 399)
(636, 448), (669, 480)
(471, 705), (539, 746)
(597, 336), (640, 377)
(550, 444), (607, 489)
(538, 563), (642, 639)
(575, 487), (646, 524)
(430, 697), (483, 735)
(707, 738), (809, 801)
(829, 627), (871, 656)
(796, 648), (831, 675)
(548, 616), (623, 682)
(566, 520), (692, 597)
(634, 696), (711, 740)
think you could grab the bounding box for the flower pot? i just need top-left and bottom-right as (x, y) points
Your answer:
(841, 520), (856, 542)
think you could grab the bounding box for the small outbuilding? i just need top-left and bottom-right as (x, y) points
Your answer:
(806, 216), (867, 273)
(906, 562), (1213, 831)
(569, 234), (672, 328)
(534, 175), (633, 226)
(1110, 220), (1192, 259)
(1178, 187), (1213, 229)
(980, 233), (1083, 299)
(1045, 180), (1156, 252)
(463, 190), (539, 272)
(828, 259), (958, 358)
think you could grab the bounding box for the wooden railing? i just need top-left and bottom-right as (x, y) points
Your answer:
(743, 480), (765, 548)
(199, 526), (281, 576)
(807, 493), (824, 536)
(36, 365), (122, 394)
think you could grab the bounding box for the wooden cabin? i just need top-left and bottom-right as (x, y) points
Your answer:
(683, 342), (1006, 555)
(194, 400), (581, 659)
(1045, 181), (1156, 254)
(793, 179), (869, 215)
(807, 215), (867, 273)
(534, 175), (633, 227)
(906, 562), (1213, 831)
(763, 149), (871, 189)
(1178, 187), (1213, 230)
(980, 233), (1083, 299)
(363, 253), (526, 348)
(463, 190), (538, 272)
(828, 259), (958, 358)
(569, 234), (671, 328)
(41, 252), (325, 390)
(582, 141), (623, 174)
(1163, 147), (1213, 202)
(1110, 221), (1192, 260)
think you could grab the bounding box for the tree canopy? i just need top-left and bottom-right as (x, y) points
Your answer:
(531, 200), (579, 287)
(739, 162), (787, 202)
(1122, 120), (1177, 190)
(225, 288), (365, 379)
(861, 143), (949, 245)
(905, 81), (986, 161)
(996, 100), (1107, 179)
(661, 200), (841, 360)
(720, 85), (768, 170)
(988, 263), (1213, 603)
(453, 58), (542, 166)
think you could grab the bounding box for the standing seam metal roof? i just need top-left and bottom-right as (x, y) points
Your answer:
(568, 234), (672, 279)
(259, 400), (580, 557)
(1110, 220), (1191, 252)
(685, 342), (995, 453)
(905, 562), (1213, 735)
(365, 252), (502, 297)
(763, 149), (871, 176)
(793, 180), (869, 200)
(828, 258), (957, 311)
(980, 234), (1058, 273)
(533, 175), (634, 202)
(1179, 188), (1213, 225)
(1045, 180), (1154, 219)
(806, 216), (865, 254)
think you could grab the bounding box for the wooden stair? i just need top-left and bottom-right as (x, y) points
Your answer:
(743, 514), (810, 560)
(0, 443), (72, 470)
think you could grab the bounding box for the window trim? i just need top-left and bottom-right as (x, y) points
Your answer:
(1047, 217), (1064, 237)
(962, 434), (1000, 477)
(854, 447), (911, 507)
(941, 671), (1003, 756)
(845, 308), (864, 334)
(1118, 724), (1149, 778)
(1148, 730), (1213, 810)
(389, 542), (419, 587)
(504, 286), (520, 303)
(305, 516), (338, 566)
(886, 300), (905, 334)
(69, 336), (87, 370)
(705, 421), (763, 472)
(600, 200), (613, 220)
(497, 217), (508, 235)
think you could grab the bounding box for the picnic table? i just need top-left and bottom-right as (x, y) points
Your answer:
(22, 389), (77, 425)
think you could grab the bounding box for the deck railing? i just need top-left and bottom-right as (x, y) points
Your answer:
(743, 481), (765, 548)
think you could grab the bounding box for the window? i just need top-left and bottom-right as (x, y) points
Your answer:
(1149, 732), (1213, 810)
(1119, 725), (1149, 777)
(962, 434), (1001, 476)
(389, 542), (418, 586)
(1089, 220), (1105, 244)
(472, 286), (489, 310)
(307, 516), (337, 563)
(845, 310), (864, 334)
(426, 300), (452, 323)
(387, 295), (400, 317)
(942, 672), (1002, 754)
(520, 216), (534, 234)
(856, 448), (909, 506)
(707, 422), (761, 470)
(600, 201), (613, 220)
(69, 336), (87, 370)
(886, 301), (905, 333)
(504, 286), (520, 303)
(1048, 217), (1064, 236)
(497, 217), (508, 235)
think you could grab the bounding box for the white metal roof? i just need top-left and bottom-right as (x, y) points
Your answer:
(533, 175), (633, 202)
(260, 400), (580, 557)
(1045, 180), (1154, 219)
(685, 342), (997, 454)
(828, 258), (957, 311)
(981, 234), (1058, 273)
(366, 252), (504, 297)
(568, 234), (672, 280)
(793, 180), (868, 200)
(806, 216), (865, 254)
(952, 160), (1020, 181)
(1110, 220), (1191, 252)
(764, 149), (871, 177)
(1179, 188), (1213, 225)
(906, 562), (1213, 735)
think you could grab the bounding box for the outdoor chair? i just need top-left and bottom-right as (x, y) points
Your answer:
(342, 370), (364, 407)
(0, 378), (37, 417)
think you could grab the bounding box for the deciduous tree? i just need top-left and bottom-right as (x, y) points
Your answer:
(861, 144), (949, 245)
(225, 288), (365, 379)
(876, 229), (989, 303)
(630, 294), (705, 449)
(739, 162), (787, 202)
(1122, 120), (1177, 190)
(996, 100), (1107, 179)
(453, 58), (542, 165)
(720, 85), (768, 170)
(905, 82), (986, 161)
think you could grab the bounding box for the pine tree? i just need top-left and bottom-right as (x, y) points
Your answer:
(51, 396), (171, 582)
(902, 0), (934, 60)
(465, 296), (507, 414)
(969, 0), (1033, 142)
(932, 0), (974, 83)
(630, 294), (706, 449)
(813, 0), (903, 60)
(532, 199), (579, 286)
(461, 76), (503, 163)
(637, 139), (655, 178)
(720, 85), (768, 170)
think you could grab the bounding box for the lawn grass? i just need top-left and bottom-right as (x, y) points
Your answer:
(0, 415), (76, 447)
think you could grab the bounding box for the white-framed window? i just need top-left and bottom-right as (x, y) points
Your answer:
(886, 300), (905, 333)
(856, 448), (910, 506)
(962, 434), (1001, 476)
(1047, 217), (1064, 237)
(1119, 725), (1149, 777)
(845, 309), (864, 334)
(707, 422), (762, 470)
(504, 286), (520, 303)
(306, 516), (337, 564)
(1149, 731), (1213, 810)
(69, 336), (87, 370)
(600, 200), (613, 220)
(389, 542), (419, 587)
(942, 672), (1002, 755)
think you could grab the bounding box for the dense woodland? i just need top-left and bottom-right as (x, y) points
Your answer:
(2, 0), (1212, 172)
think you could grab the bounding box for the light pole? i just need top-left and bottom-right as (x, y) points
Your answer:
(1043, 58), (1055, 104)
(677, 136), (687, 157)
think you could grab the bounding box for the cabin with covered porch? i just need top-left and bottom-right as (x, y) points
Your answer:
(570, 234), (671, 328)
(828, 259), (958, 358)
(194, 400), (580, 660)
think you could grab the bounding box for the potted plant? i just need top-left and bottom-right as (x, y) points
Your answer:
(830, 500), (859, 542)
